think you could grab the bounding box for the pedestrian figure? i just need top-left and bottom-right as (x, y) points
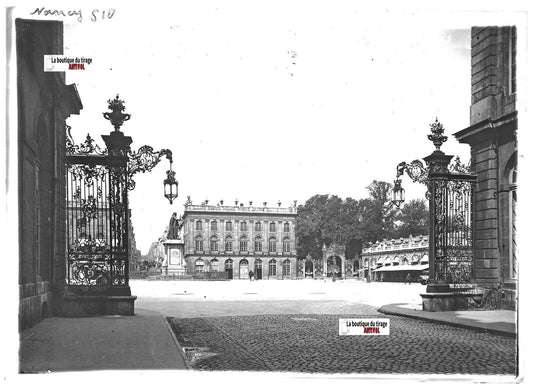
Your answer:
(248, 269), (254, 281)
(405, 273), (411, 285)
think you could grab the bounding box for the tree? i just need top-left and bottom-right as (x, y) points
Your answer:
(394, 199), (429, 238)
(296, 181), (400, 260)
(358, 180), (398, 244)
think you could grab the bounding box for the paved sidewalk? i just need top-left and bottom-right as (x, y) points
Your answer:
(19, 308), (189, 372)
(379, 303), (517, 337)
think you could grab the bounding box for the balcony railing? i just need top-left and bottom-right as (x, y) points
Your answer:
(185, 204), (297, 214)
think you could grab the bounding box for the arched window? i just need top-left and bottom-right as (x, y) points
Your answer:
(195, 259), (204, 273)
(269, 259), (277, 276)
(211, 220), (218, 231)
(269, 237), (277, 253)
(254, 236), (262, 252)
(283, 222), (290, 232)
(255, 222), (262, 232)
(210, 259), (219, 271)
(224, 259), (233, 270)
(282, 259), (291, 276)
(239, 235), (248, 252)
(269, 222), (276, 232)
(225, 236), (233, 252)
(195, 236), (203, 251)
(283, 237), (290, 253)
(210, 235), (218, 252)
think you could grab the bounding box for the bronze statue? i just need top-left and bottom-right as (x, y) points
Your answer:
(167, 212), (182, 239)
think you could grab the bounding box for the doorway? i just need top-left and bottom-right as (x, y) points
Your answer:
(239, 259), (249, 279)
(225, 259), (233, 279)
(254, 259), (263, 280)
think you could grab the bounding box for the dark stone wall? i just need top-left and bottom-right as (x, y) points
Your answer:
(16, 19), (82, 329)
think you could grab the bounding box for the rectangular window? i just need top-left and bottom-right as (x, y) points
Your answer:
(240, 221), (247, 231)
(211, 220), (218, 231)
(269, 222), (276, 232)
(255, 241), (262, 252)
(284, 222), (290, 232)
(196, 220), (203, 230)
(269, 240), (277, 253)
(283, 240), (291, 252)
(226, 221), (233, 231)
(510, 26), (517, 94)
(240, 240), (248, 252)
(255, 222), (262, 232)
(225, 240), (233, 252)
(210, 240), (218, 252)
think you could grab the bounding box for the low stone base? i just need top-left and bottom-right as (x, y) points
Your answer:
(63, 293), (137, 317)
(107, 296), (137, 316)
(421, 291), (484, 311)
(165, 266), (186, 276)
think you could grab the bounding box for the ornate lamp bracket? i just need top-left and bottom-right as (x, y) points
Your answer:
(127, 147), (173, 191)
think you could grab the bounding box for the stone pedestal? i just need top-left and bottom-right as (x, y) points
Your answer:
(421, 283), (483, 311)
(164, 239), (186, 276)
(63, 287), (137, 317)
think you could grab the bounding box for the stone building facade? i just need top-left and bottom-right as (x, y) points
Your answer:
(362, 236), (429, 282)
(14, 19), (83, 329)
(453, 26), (517, 310)
(182, 198), (298, 279)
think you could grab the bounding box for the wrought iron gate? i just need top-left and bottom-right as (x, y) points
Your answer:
(65, 130), (128, 287)
(395, 119), (478, 289)
(431, 171), (476, 284)
(65, 97), (174, 289)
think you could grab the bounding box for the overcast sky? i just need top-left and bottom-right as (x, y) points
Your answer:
(10, 2), (528, 253)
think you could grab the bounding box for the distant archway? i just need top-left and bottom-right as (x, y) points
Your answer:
(327, 256), (342, 277)
(305, 260), (314, 278)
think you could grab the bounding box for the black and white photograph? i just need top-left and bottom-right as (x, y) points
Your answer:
(1, 0), (530, 386)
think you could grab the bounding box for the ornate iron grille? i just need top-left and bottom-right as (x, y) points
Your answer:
(432, 173), (476, 284)
(66, 136), (128, 287)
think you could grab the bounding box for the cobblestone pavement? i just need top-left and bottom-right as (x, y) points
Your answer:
(167, 308), (517, 375)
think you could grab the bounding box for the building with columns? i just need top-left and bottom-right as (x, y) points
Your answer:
(182, 197), (298, 279)
(362, 236), (429, 282)
(453, 26), (517, 310)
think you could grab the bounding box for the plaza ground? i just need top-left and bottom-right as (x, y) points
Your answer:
(134, 279), (517, 375)
(17, 278), (518, 379)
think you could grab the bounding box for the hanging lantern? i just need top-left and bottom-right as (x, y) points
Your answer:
(391, 178), (405, 208)
(164, 164), (178, 204)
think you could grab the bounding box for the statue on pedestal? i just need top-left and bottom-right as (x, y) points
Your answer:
(167, 212), (183, 240)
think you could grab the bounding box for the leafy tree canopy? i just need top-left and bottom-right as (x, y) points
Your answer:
(296, 181), (428, 259)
